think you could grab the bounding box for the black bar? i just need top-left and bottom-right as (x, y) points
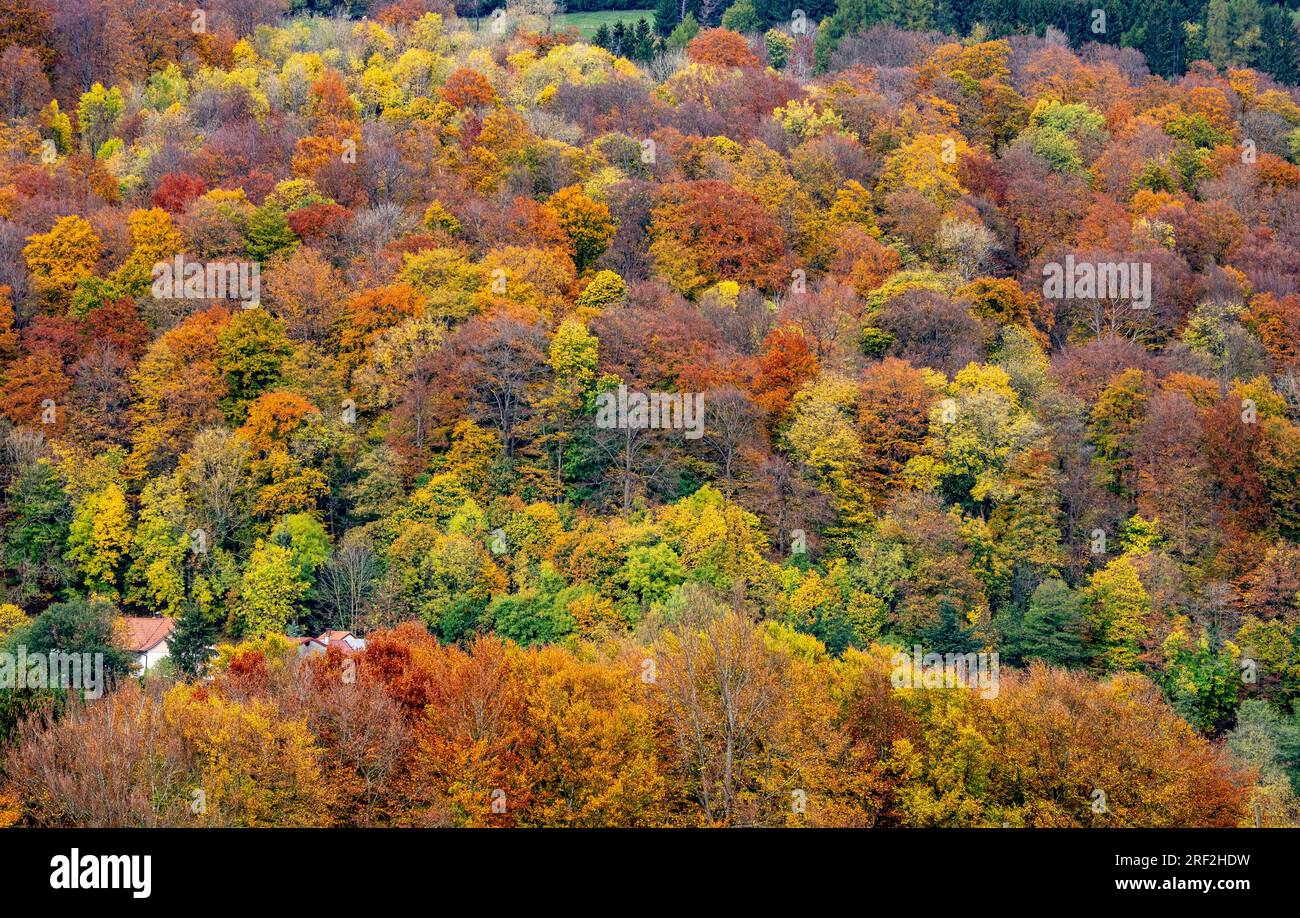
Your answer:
(1, 828), (1280, 904)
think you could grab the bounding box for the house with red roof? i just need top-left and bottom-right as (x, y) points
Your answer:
(120, 616), (177, 673)
(289, 630), (366, 657)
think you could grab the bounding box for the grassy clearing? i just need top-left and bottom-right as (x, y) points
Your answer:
(554, 9), (656, 37)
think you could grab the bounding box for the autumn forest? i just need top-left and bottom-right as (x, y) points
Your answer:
(0, 0), (1298, 829)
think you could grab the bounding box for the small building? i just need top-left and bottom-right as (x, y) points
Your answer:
(288, 635), (328, 656)
(319, 630), (366, 653)
(290, 630), (366, 657)
(121, 616), (177, 673)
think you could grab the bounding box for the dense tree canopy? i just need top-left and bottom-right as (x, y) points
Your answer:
(0, 0), (1298, 827)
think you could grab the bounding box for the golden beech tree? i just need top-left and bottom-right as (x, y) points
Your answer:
(892, 665), (1251, 827)
(857, 357), (939, 505)
(649, 180), (785, 296)
(4, 679), (332, 827)
(547, 185), (615, 274)
(163, 683), (332, 827)
(128, 306), (232, 478)
(339, 283), (426, 375)
(23, 215), (102, 310)
(686, 29), (760, 69)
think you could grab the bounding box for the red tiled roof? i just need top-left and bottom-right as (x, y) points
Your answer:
(121, 616), (177, 653)
(316, 631), (364, 654)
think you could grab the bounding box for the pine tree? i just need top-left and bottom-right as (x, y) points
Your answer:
(655, 0), (682, 35)
(667, 12), (701, 49)
(920, 599), (980, 655)
(1132, 0), (1187, 78)
(1009, 578), (1088, 667)
(633, 18), (656, 61)
(170, 603), (220, 678)
(1259, 4), (1300, 85)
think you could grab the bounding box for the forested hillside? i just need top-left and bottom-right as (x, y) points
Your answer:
(0, 0), (1298, 827)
